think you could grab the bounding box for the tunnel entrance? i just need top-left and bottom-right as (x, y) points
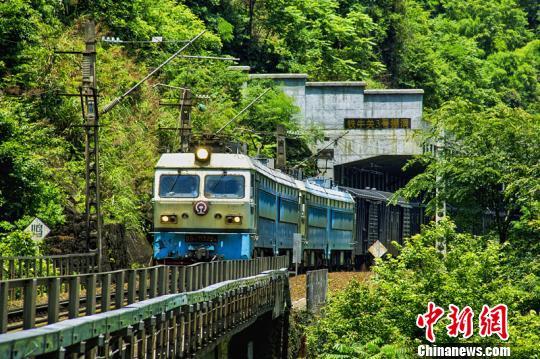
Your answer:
(334, 155), (424, 192)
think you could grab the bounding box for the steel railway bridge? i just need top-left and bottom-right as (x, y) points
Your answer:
(0, 254), (291, 358)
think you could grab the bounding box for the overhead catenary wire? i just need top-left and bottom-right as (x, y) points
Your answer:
(176, 55), (239, 61)
(100, 31), (206, 115)
(153, 83), (211, 99)
(215, 88), (271, 134)
(292, 130), (351, 169)
(101, 39), (190, 44)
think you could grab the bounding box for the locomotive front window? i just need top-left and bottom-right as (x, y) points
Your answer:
(205, 175), (245, 199)
(159, 175), (199, 198)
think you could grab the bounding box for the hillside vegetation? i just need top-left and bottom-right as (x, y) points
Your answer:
(0, 0), (539, 356)
(1, 0), (537, 240)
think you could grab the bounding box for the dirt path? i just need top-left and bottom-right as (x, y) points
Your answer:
(289, 271), (371, 302)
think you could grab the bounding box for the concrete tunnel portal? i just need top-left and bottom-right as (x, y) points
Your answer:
(245, 71), (425, 191)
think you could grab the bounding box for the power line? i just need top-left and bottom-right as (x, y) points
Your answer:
(153, 83), (211, 99)
(216, 88), (271, 134)
(101, 31), (206, 114)
(176, 55), (239, 61)
(101, 37), (190, 44)
(292, 130), (350, 169)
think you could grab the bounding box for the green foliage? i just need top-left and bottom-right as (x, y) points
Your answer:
(0, 1), (538, 356)
(288, 309), (314, 359)
(391, 0), (537, 108)
(0, 0), (61, 86)
(256, 0), (385, 80)
(483, 40), (540, 112)
(186, 0), (538, 110)
(0, 222), (40, 257)
(396, 101), (540, 242)
(216, 17), (234, 43)
(187, 0), (385, 80)
(0, 98), (67, 226)
(0, 0), (320, 237)
(322, 339), (412, 359)
(307, 219), (540, 358)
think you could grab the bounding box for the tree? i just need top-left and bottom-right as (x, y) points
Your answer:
(396, 101), (540, 242)
(307, 219), (540, 358)
(0, 99), (66, 226)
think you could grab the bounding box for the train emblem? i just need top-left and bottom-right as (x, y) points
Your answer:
(193, 201), (209, 216)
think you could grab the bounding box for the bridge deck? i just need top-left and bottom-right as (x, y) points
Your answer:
(0, 267), (291, 358)
(1, 256), (288, 334)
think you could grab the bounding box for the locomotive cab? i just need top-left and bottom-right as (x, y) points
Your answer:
(152, 151), (255, 262)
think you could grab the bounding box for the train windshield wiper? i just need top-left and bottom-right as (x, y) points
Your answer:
(167, 175), (181, 195)
(210, 172), (227, 193)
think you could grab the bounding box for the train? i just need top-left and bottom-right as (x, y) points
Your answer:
(152, 148), (424, 268)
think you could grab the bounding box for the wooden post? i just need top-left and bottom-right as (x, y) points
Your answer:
(68, 277), (80, 319)
(115, 271), (125, 308)
(171, 266), (179, 293)
(0, 281), (8, 333)
(186, 266), (193, 291)
(149, 267), (158, 298)
(306, 269), (328, 314)
(86, 274), (97, 315)
(157, 266), (167, 296)
(127, 270), (136, 304)
(179, 266), (186, 293)
(101, 273), (111, 312)
(139, 268), (147, 301)
(23, 279), (37, 329)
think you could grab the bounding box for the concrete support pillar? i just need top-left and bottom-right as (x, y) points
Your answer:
(228, 311), (290, 359)
(217, 340), (229, 358)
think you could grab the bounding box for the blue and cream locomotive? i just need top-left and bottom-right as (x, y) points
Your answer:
(152, 148), (356, 267)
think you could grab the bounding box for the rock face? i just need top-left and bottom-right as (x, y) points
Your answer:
(102, 224), (153, 269)
(43, 235), (86, 255)
(44, 223), (153, 270)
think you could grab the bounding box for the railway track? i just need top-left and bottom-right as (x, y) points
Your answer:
(1, 256), (289, 334)
(7, 291), (116, 332)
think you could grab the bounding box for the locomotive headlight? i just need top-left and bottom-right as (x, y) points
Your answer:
(226, 215), (242, 224)
(160, 215), (177, 224)
(195, 147), (210, 162)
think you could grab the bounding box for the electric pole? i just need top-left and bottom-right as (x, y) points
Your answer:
(180, 89), (192, 153)
(276, 124), (286, 170)
(81, 20), (102, 269)
(57, 27), (209, 270)
(435, 128), (447, 254)
(157, 86), (194, 152)
(155, 83), (221, 153)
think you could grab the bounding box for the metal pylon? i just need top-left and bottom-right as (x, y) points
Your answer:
(81, 20), (102, 270)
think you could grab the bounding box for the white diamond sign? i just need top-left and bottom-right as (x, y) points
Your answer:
(368, 240), (387, 258)
(24, 217), (50, 241)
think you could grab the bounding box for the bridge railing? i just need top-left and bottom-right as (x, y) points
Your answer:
(0, 253), (98, 280)
(0, 255), (288, 333)
(0, 268), (290, 358)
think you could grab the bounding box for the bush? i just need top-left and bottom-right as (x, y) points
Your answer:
(306, 219), (540, 358)
(0, 222), (41, 257)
